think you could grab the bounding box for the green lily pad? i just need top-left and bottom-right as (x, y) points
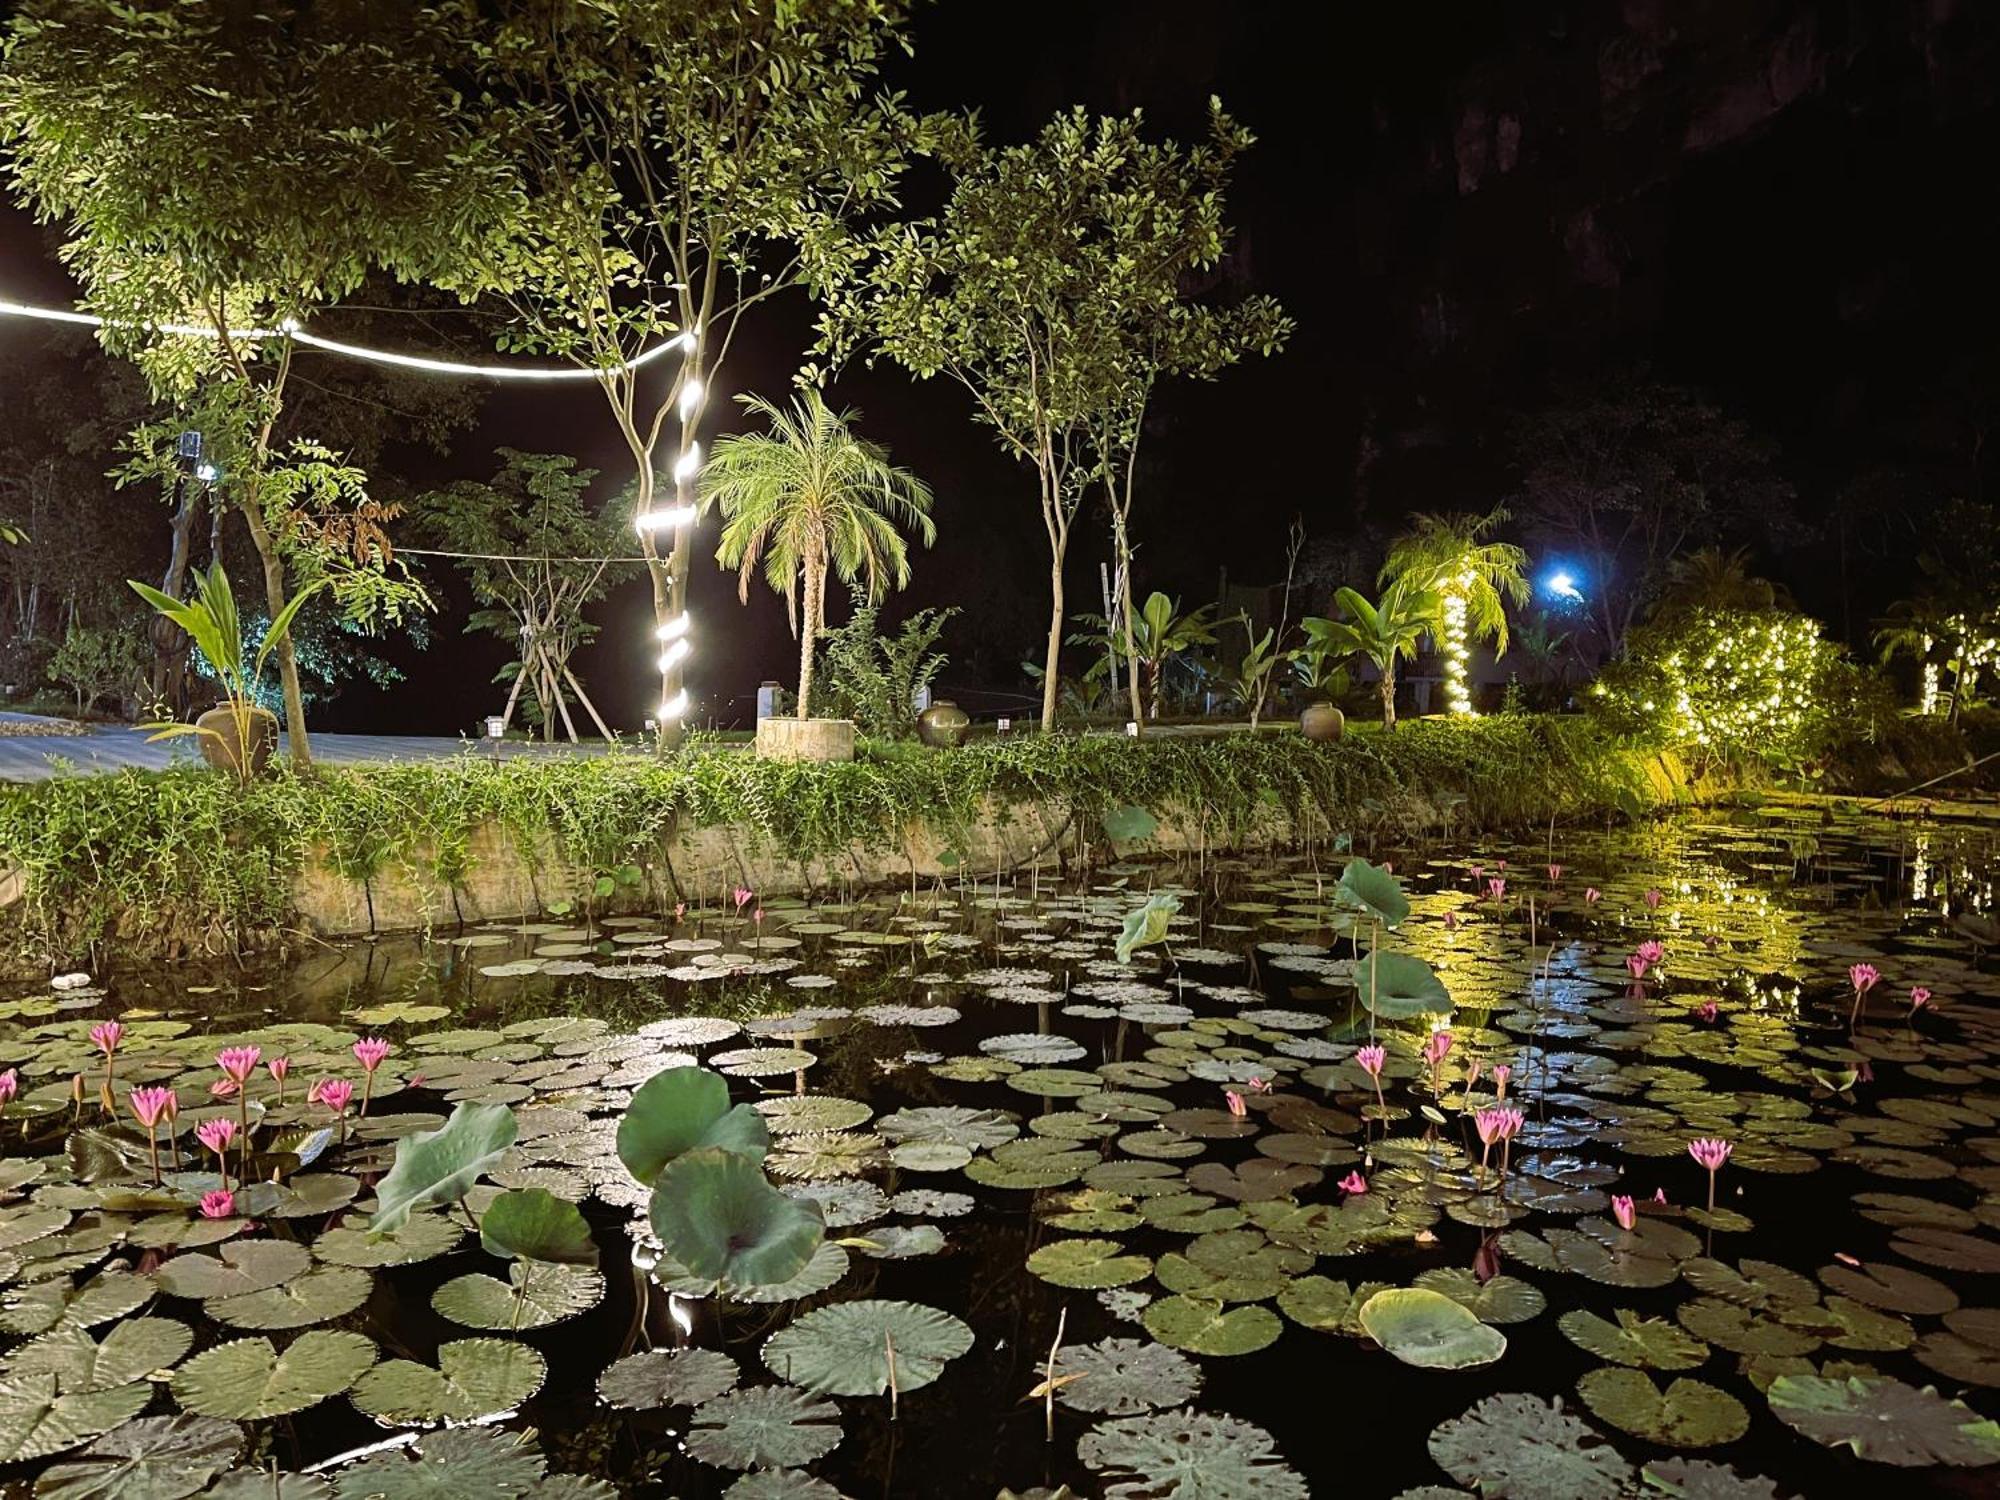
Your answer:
(649, 1148), (824, 1289)
(206, 1266), (372, 1330)
(1050, 1337), (1203, 1416)
(0, 1374), (149, 1462)
(1559, 1308), (1709, 1370)
(1766, 1375), (2000, 1466)
(329, 1425), (546, 1498)
(762, 1299), (972, 1396)
(617, 1068), (769, 1187)
(1, 1270), (154, 1337)
(1026, 1238), (1153, 1289)
(1356, 950), (1452, 1019)
(33, 1412), (242, 1499)
(1577, 1367), (1748, 1447)
(1078, 1410), (1308, 1499)
(349, 1339), (548, 1424)
(1428, 1392), (1633, 1499)
(313, 1214), (465, 1268)
(1359, 1288), (1508, 1369)
(1412, 1269), (1546, 1324)
(597, 1348), (740, 1411)
(171, 1331), (376, 1420)
(1141, 1296), (1282, 1356)
(876, 1106), (1019, 1151)
(479, 1188), (597, 1267)
(1638, 1458), (1788, 1498)
(432, 1263), (603, 1330)
(369, 1103), (518, 1234)
(4, 1317), (191, 1392)
(156, 1241), (312, 1301)
(1276, 1276), (1393, 1336)
(687, 1386), (842, 1471)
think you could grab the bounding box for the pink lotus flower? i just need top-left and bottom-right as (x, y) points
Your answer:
(1548, 864), (1563, 882)
(1486, 877), (1507, 903)
(1611, 1194), (1636, 1231)
(1443, 910), (1459, 931)
(1688, 1137), (1733, 1213)
(1635, 940), (1665, 966)
(732, 886), (754, 912)
(1224, 1090), (1247, 1118)
(195, 1117), (237, 1155)
(1644, 888), (1663, 911)
(199, 1189), (235, 1220)
(89, 1021), (123, 1056)
(1491, 1063), (1511, 1100)
(1585, 887), (1602, 904)
(127, 1086), (175, 1130)
(216, 1046), (261, 1084)
(1849, 962), (1881, 1026)
(1355, 1045), (1386, 1079)
(0, 1068), (17, 1110)
(209, 1079), (239, 1099)
(1696, 1001), (1719, 1024)
(1337, 1170), (1368, 1194)
(1909, 986), (1932, 1013)
(1626, 953), (1651, 981)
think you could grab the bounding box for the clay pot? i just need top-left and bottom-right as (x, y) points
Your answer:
(1299, 700), (1346, 743)
(917, 699), (970, 749)
(196, 703), (279, 778)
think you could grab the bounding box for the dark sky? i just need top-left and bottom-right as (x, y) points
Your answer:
(5, 0), (1999, 731)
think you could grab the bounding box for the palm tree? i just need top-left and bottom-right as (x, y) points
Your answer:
(1303, 579), (1437, 729)
(1380, 506), (1530, 714)
(703, 392), (935, 720)
(1650, 545), (1790, 624)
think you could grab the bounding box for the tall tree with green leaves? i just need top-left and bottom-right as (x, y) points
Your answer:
(824, 104), (1288, 732)
(417, 450), (631, 741)
(454, 0), (926, 740)
(1379, 506), (1530, 715)
(702, 392), (934, 720)
(0, 0), (500, 762)
(1302, 580), (1438, 730)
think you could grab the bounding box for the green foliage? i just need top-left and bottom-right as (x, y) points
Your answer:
(1592, 608), (1853, 770)
(615, 1068), (769, 1188)
(814, 599), (957, 739)
(46, 622), (147, 718)
(1302, 580), (1438, 729)
(479, 1188), (598, 1268)
(0, 716), (1668, 964)
(1379, 505), (1531, 654)
(370, 1104), (520, 1235)
(1116, 892), (1182, 965)
(648, 1147), (824, 1288)
(1335, 857), (1409, 928)
(1076, 593), (1218, 719)
(703, 392), (935, 719)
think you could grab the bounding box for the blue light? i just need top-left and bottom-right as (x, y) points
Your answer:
(1543, 569), (1582, 602)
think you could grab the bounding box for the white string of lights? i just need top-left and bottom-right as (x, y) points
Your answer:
(1441, 567), (1474, 715)
(1, 290), (706, 728)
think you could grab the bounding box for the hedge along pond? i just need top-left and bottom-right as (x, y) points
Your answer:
(0, 801), (1994, 1495)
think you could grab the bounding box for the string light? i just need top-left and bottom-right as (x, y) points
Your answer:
(659, 689), (689, 722)
(1441, 566), (1474, 716)
(634, 505), (697, 534)
(655, 614), (691, 641)
(657, 638), (691, 673)
(672, 444), (702, 481)
(679, 376), (704, 419)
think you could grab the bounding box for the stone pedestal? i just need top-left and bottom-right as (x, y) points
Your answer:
(755, 717), (856, 762)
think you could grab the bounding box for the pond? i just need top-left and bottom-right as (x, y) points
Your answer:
(1, 801), (1998, 1498)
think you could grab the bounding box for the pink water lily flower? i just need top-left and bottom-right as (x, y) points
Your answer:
(1355, 1044), (1387, 1114)
(89, 1021), (123, 1056)
(216, 1046), (261, 1084)
(1626, 953), (1651, 981)
(732, 886), (754, 912)
(1909, 985), (1932, 1013)
(1421, 1030), (1454, 1066)
(195, 1116), (237, 1188)
(1224, 1090), (1247, 1119)
(1486, 877), (1507, 903)
(0, 1067), (17, 1114)
(128, 1085), (176, 1185)
(1443, 910), (1460, 932)
(1849, 962), (1881, 1026)
(1635, 940), (1665, 966)
(1644, 888), (1664, 910)
(1491, 1063), (1511, 1101)
(208, 1079), (238, 1099)
(266, 1056), (290, 1105)
(1688, 1137), (1734, 1213)
(1548, 864), (1563, 882)
(1473, 1106), (1524, 1146)
(1611, 1194), (1637, 1231)
(1585, 887), (1602, 904)
(1337, 1170), (1368, 1194)
(1696, 1001), (1719, 1024)
(199, 1189), (235, 1220)
(313, 1077), (355, 1147)
(352, 1038), (390, 1072)
(674, 902), (687, 921)
(1469, 863), (1484, 881)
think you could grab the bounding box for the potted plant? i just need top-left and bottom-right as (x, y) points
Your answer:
(129, 567), (318, 781)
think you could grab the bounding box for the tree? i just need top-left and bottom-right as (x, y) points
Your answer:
(825, 106), (1287, 732)
(1649, 546), (1791, 624)
(1073, 593), (1217, 722)
(1510, 377), (1793, 656)
(1380, 505), (1530, 715)
(0, 0), (506, 763)
(701, 392), (934, 720)
(417, 450), (632, 740)
(455, 0), (925, 741)
(1303, 579), (1437, 730)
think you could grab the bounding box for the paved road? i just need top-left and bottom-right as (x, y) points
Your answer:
(0, 714), (617, 783)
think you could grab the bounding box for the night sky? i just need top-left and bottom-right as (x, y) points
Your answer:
(4, 1), (1999, 732)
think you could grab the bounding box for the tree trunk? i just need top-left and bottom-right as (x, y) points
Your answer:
(151, 474), (202, 709)
(1040, 557), (1065, 732)
(1380, 663), (1397, 730)
(241, 505), (311, 769)
(1113, 514), (1143, 731)
(796, 565), (821, 720)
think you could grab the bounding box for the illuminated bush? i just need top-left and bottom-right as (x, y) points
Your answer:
(1593, 608), (1852, 766)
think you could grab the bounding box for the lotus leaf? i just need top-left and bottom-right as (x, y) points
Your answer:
(687, 1385), (842, 1470)
(1577, 1367), (1747, 1447)
(170, 1331), (376, 1420)
(1116, 894), (1181, 965)
(649, 1148), (824, 1288)
(349, 1339), (547, 1424)
(1102, 804), (1161, 843)
(3, 1272), (156, 1337)
(1078, 1410), (1308, 1499)
(479, 1187), (598, 1266)
(1765, 1375), (2000, 1466)
(369, 1103), (518, 1234)
(1337, 857), (1410, 927)
(598, 1347), (740, 1410)
(1356, 950), (1452, 1019)
(618, 1068), (770, 1187)
(432, 1262), (602, 1330)
(1428, 1392), (1633, 1499)
(763, 1299), (973, 1400)
(1359, 1288), (1507, 1370)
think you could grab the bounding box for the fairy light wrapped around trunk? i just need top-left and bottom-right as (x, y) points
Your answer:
(1442, 567), (1475, 715)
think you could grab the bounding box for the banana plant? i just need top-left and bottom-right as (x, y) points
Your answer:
(1300, 579), (1437, 729)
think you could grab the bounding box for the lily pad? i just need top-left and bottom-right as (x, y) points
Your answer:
(328, 1425), (546, 1498)
(1026, 1238), (1153, 1289)
(206, 1266), (372, 1330)
(33, 1413), (241, 1499)
(312, 1214), (465, 1268)
(1078, 1410), (1308, 1500)
(1559, 1308), (1709, 1370)
(1359, 1288), (1508, 1369)
(4, 1317), (192, 1392)
(1276, 1276), (1392, 1336)
(156, 1241), (311, 1301)
(649, 1148), (824, 1289)
(1428, 1392), (1633, 1500)
(0, 1375), (149, 1462)
(171, 1331), (376, 1420)
(762, 1299), (972, 1397)
(1050, 1338), (1203, 1416)
(349, 1339), (547, 1424)
(1639, 1458), (1788, 1498)
(1765, 1374), (2000, 1466)
(1577, 1367), (1748, 1447)
(1140, 1296), (1282, 1356)
(687, 1385), (842, 1470)
(369, 1103), (518, 1234)
(1412, 1269), (1546, 1324)
(1116, 894), (1181, 965)
(597, 1348), (740, 1411)
(432, 1263), (603, 1330)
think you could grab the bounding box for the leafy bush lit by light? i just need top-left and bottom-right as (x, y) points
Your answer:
(1593, 608), (1848, 766)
